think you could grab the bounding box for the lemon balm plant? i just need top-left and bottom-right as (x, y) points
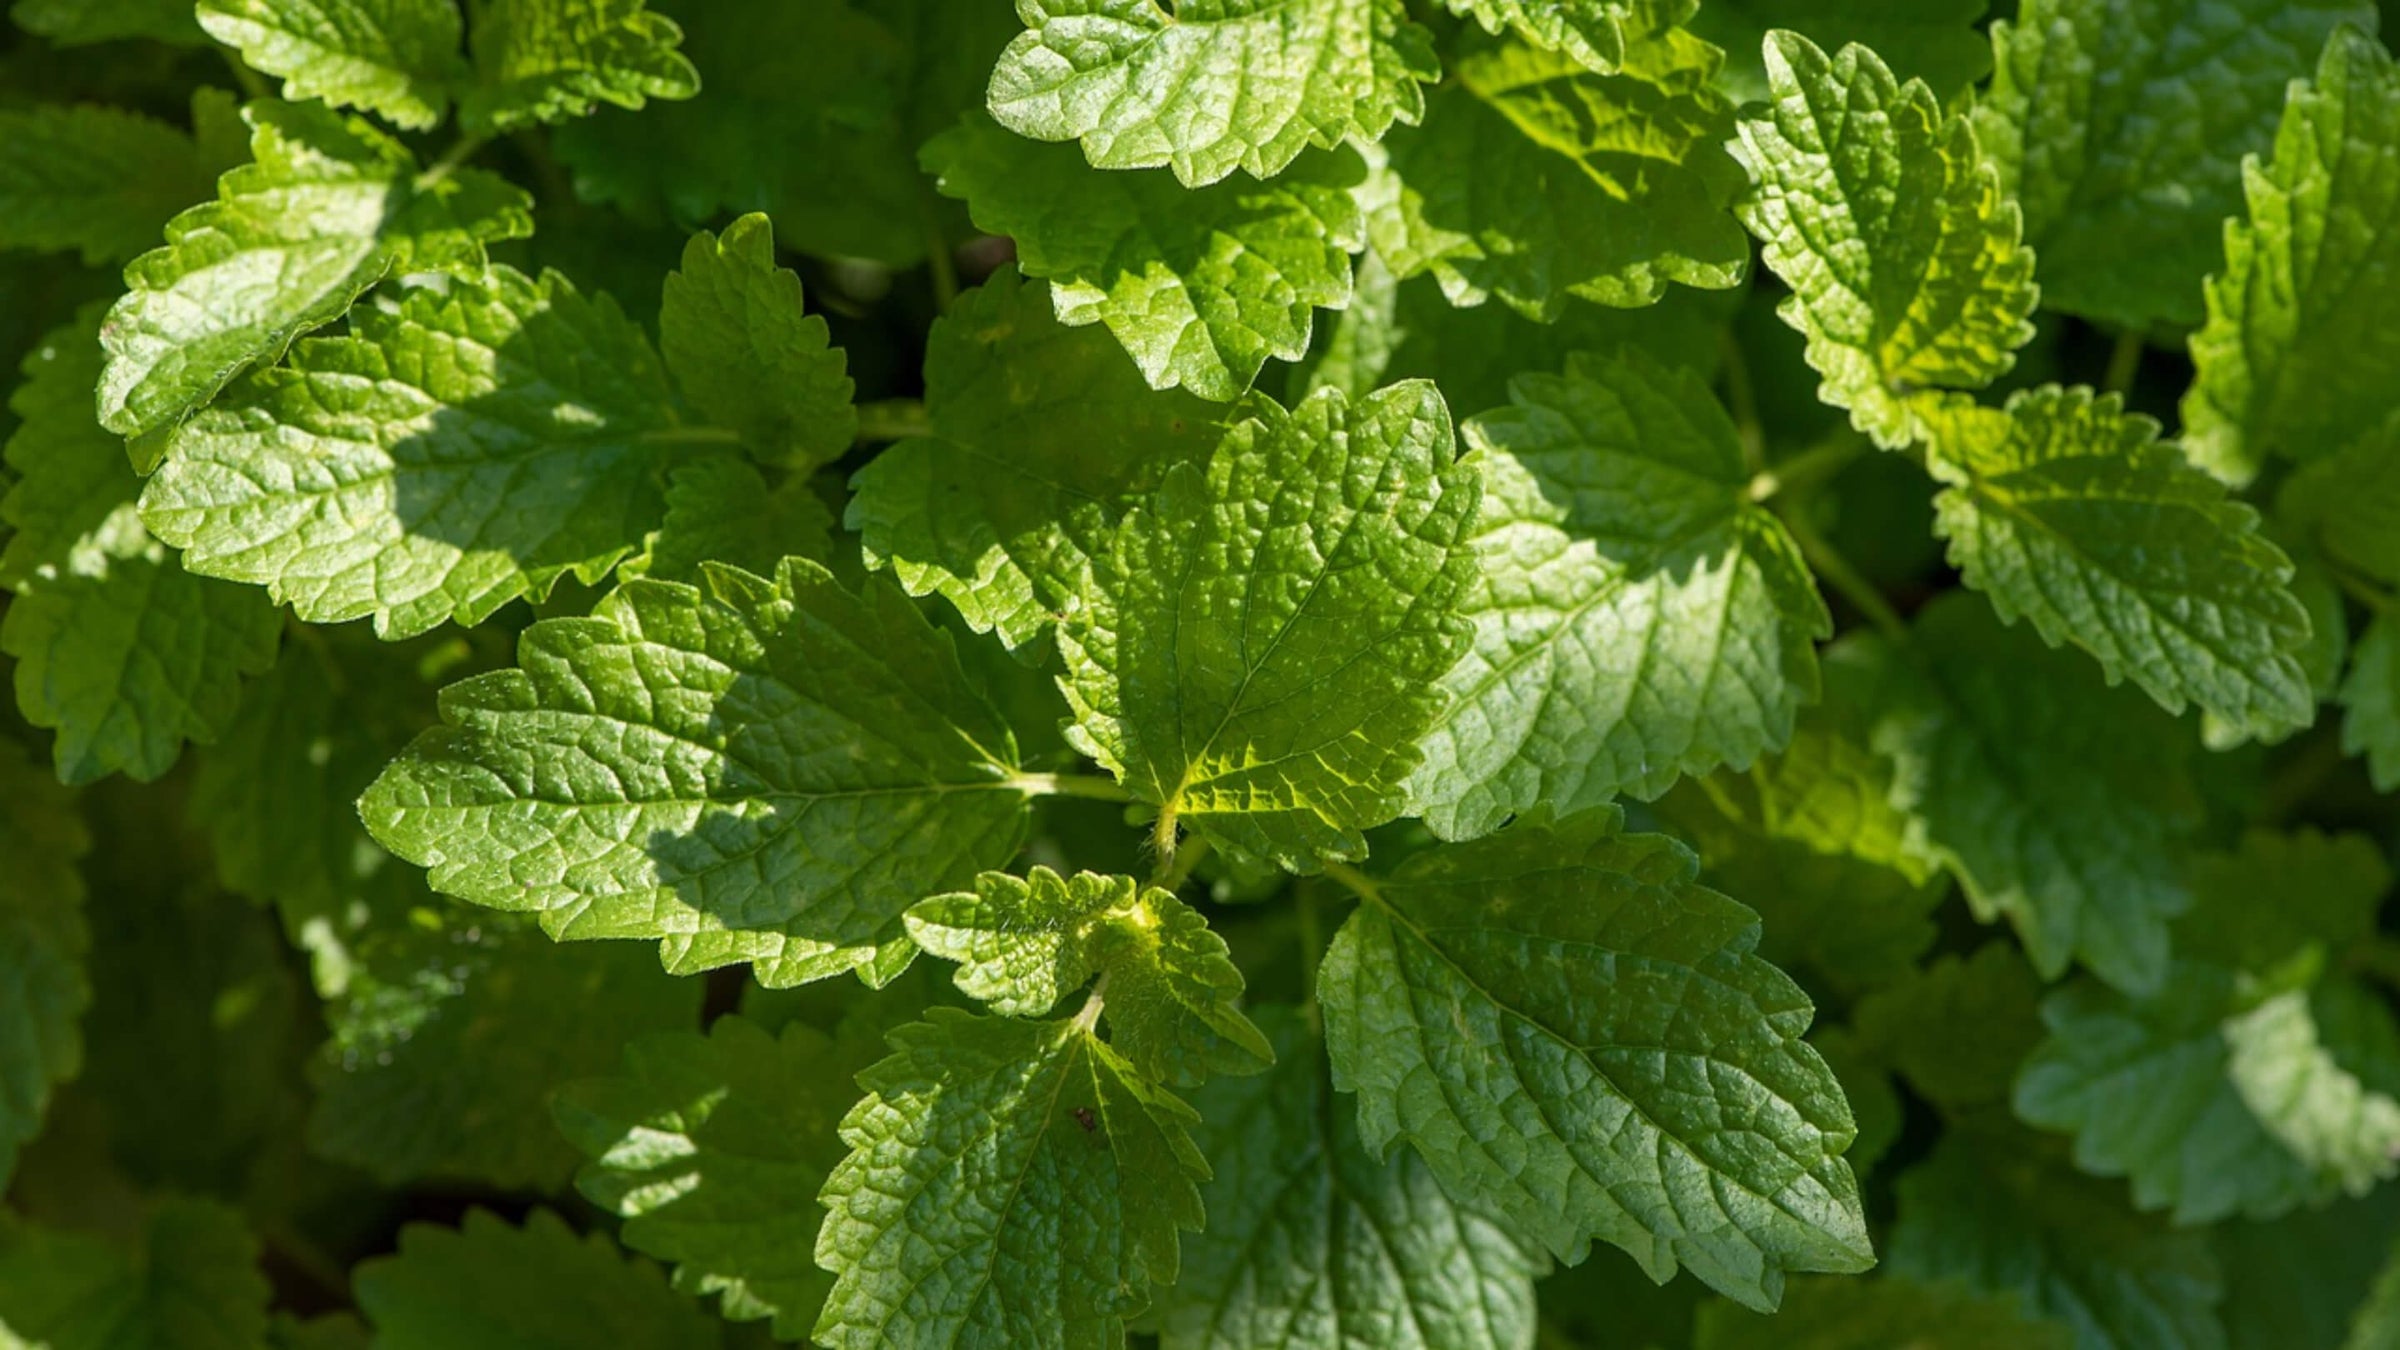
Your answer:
(3, 1), (2400, 1346)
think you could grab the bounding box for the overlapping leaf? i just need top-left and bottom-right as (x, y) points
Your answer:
(354, 1209), (721, 1349)
(1438, 0), (1657, 72)
(1695, 1274), (2072, 1350)
(143, 264), (681, 638)
(0, 1201), (270, 1350)
(1693, 0), (1991, 103)
(906, 868), (1270, 1086)
(849, 267), (1224, 650)
(0, 737), (88, 1187)
(1365, 33), (1748, 320)
(623, 454), (833, 585)
(198, 0), (470, 130)
(813, 1009), (1207, 1348)
(1057, 381), (1478, 867)
(1319, 808), (1873, 1311)
(659, 213), (854, 467)
(457, 0), (698, 133)
(987, 0), (1439, 186)
(1408, 347), (1827, 840)
(2344, 617), (2400, 792)
(7, 0), (202, 44)
(1920, 386), (2314, 738)
(1732, 32), (2037, 449)
(1853, 944), (2045, 1111)
(924, 118), (1366, 402)
(360, 558), (1031, 986)
(0, 100), (236, 264)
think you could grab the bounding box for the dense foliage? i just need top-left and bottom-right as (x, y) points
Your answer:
(5, 1), (2400, 1347)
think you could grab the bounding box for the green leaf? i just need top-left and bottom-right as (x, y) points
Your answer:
(2278, 414), (2400, 586)
(1862, 595), (2202, 993)
(0, 736), (88, 1187)
(360, 558), (1031, 986)
(0, 102), (232, 265)
(1, 312), (283, 784)
(141, 264), (679, 639)
(924, 118), (1366, 402)
(987, 0), (1439, 187)
(1890, 1128), (2226, 1350)
(659, 214), (855, 468)
(0, 1201), (269, 1350)
(1852, 944), (2044, 1111)
(813, 1008), (1208, 1348)
(623, 454), (834, 584)
(354, 1208), (722, 1349)
(2217, 1191), (2400, 1350)
(1920, 385), (2315, 738)
(2185, 29), (2400, 484)
(556, 1015), (865, 1340)
(198, 0), (471, 131)
(1691, 0), (1992, 104)
(849, 267), (1226, 650)
(7, 0), (202, 44)
(1364, 34), (1749, 321)
(906, 868), (1271, 1086)
(308, 907), (702, 1190)
(97, 100), (533, 443)
(2348, 1241), (2400, 1350)
(1436, 0), (1652, 72)
(458, 0), (698, 133)
(2016, 967), (2400, 1222)
(1407, 347), (1827, 839)
(1057, 381), (1478, 867)
(1978, 0), (2372, 330)
(1694, 1274), (2072, 1350)
(1731, 31), (2037, 449)
(2343, 615), (2400, 792)
(1318, 808), (1874, 1311)
(1156, 1006), (1546, 1350)
(2180, 828), (2392, 974)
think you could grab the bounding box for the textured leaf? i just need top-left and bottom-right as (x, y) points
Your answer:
(360, 558), (1031, 986)
(906, 868), (1270, 1086)
(1, 312), (282, 784)
(0, 736), (88, 1186)
(1731, 32), (2037, 449)
(354, 1209), (721, 1349)
(849, 267), (1226, 650)
(1364, 34), (1749, 321)
(1057, 381), (1478, 867)
(813, 1008), (1208, 1349)
(988, 0), (1439, 186)
(308, 908), (702, 1190)
(1852, 944), (2045, 1111)
(623, 454), (833, 584)
(1863, 595), (2202, 993)
(198, 0), (470, 130)
(1695, 1274), (2072, 1350)
(1891, 1128), (2227, 1350)
(1692, 0), (1992, 104)
(1408, 347), (1827, 839)
(0, 102), (231, 264)
(1156, 1006), (1545, 1350)
(7, 0), (202, 44)
(97, 100), (533, 443)
(2344, 616), (2400, 792)
(1920, 386), (2314, 737)
(924, 119), (1365, 402)
(2185, 30), (2400, 484)
(458, 0), (698, 133)
(556, 1016), (863, 1339)
(142, 264), (679, 639)
(1975, 0), (2372, 329)
(1318, 808), (1873, 1311)
(1437, 0), (1651, 72)
(659, 213), (855, 468)
(0, 1201), (269, 1350)
(2278, 414), (2400, 586)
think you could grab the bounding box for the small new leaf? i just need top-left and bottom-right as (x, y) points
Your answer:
(97, 100), (532, 444)
(813, 1009), (1208, 1349)
(660, 214), (856, 468)
(906, 868), (1272, 1086)
(360, 558), (1031, 987)
(1057, 381), (1478, 868)
(1921, 385), (2315, 738)
(988, 0), (1440, 186)
(1318, 808), (1873, 1311)
(1732, 31), (2037, 449)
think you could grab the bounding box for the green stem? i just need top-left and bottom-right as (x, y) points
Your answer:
(2257, 731), (2349, 825)
(418, 134), (492, 186)
(640, 425), (746, 448)
(1154, 835), (1211, 892)
(1320, 860), (1384, 907)
(1072, 969), (1111, 1031)
(218, 49), (272, 101)
(1780, 502), (1909, 641)
(1719, 329), (1767, 476)
(1296, 885), (1328, 1032)
(1011, 771), (1134, 803)
(2102, 328), (2147, 396)
(919, 188), (960, 313)
(2327, 558), (2399, 617)
(1748, 432), (1867, 503)
(856, 398), (932, 443)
